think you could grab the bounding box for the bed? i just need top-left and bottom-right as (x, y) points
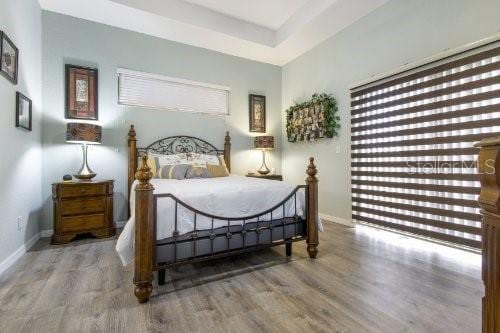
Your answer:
(121, 125), (319, 303)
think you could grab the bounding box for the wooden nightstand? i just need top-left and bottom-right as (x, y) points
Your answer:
(51, 180), (115, 244)
(246, 174), (283, 181)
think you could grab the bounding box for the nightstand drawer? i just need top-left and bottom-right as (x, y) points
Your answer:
(60, 184), (107, 198)
(61, 214), (106, 232)
(60, 197), (106, 215)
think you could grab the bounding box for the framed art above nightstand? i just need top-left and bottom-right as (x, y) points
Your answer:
(65, 64), (98, 120)
(246, 174), (283, 181)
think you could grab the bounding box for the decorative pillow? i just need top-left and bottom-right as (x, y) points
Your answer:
(206, 156), (230, 177)
(148, 153), (188, 175)
(185, 165), (211, 179)
(186, 159), (207, 168)
(156, 153), (188, 166)
(146, 154), (158, 176)
(186, 152), (220, 166)
(156, 164), (191, 180)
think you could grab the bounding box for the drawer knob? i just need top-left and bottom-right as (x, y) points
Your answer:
(81, 189), (86, 193)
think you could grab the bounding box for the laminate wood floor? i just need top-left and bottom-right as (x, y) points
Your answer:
(0, 223), (482, 333)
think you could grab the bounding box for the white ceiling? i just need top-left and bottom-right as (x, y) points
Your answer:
(38, 0), (389, 65)
(183, 0), (309, 30)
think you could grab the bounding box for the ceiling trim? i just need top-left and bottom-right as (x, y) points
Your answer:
(276, 0), (337, 45)
(109, 0), (276, 47)
(39, 0), (389, 66)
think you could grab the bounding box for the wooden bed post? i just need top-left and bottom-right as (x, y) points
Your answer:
(224, 131), (231, 172)
(306, 157), (319, 259)
(128, 125), (138, 217)
(133, 155), (155, 303)
(476, 137), (500, 332)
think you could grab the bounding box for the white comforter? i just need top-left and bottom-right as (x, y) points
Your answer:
(116, 175), (322, 265)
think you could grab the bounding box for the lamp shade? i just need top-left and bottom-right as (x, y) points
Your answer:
(254, 136), (274, 150)
(66, 122), (102, 144)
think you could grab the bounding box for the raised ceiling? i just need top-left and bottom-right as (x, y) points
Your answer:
(38, 0), (388, 65)
(183, 0), (309, 30)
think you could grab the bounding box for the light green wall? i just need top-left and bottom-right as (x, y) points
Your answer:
(282, 0), (500, 220)
(40, 11), (282, 230)
(39, 0), (500, 230)
(0, 0), (42, 267)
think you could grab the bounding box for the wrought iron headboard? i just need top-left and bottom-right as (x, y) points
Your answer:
(137, 135), (224, 157)
(127, 125), (231, 214)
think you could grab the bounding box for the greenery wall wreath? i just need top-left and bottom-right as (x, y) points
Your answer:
(286, 93), (340, 142)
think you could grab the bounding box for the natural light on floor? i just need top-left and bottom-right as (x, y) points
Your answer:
(355, 224), (481, 267)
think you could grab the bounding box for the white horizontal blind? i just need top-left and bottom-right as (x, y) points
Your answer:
(350, 41), (500, 249)
(118, 68), (230, 115)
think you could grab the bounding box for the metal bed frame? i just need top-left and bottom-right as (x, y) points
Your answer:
(127, 125), (319, 303)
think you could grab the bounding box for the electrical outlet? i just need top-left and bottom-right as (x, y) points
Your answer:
(17, 216), (23, 230)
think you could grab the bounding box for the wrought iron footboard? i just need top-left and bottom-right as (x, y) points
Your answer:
(154, 185), (308, 267)
(130, 148), (318, 303)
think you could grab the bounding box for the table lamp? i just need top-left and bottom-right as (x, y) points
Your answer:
(254, 136), (274, 175)
(66, 122), (102, 180)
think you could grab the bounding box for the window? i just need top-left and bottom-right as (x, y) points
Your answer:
(350, 41), (500, 249)
(117, 68), (230, 115)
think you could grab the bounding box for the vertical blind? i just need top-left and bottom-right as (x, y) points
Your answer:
(351, 41), (500, 249)
(118, 68), (230, 115)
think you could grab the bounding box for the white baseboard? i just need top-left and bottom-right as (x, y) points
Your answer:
(319, 213), (355, 227)
(0, 232), (40, 277)
(40, 229), (53, 238)
(1, 221), (124, 277)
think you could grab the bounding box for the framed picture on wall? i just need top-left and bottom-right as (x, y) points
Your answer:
(16, 92), (32, 131)
(249, 94), (266, 133)
(65, 64), (98, 120)
(0, 31), (19, 84)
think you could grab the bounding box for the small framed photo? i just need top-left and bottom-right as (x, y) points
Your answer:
(249, 94), (265, 133)
(16, 92), (32, 131)
(0, 31), (19, 84)
(65, 64), (98, 120)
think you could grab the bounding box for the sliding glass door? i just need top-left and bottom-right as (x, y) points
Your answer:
(351, 41), (500, 249)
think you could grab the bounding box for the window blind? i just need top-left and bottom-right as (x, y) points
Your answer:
(118, 68), (230, 115)
(351, 41), (500, 249)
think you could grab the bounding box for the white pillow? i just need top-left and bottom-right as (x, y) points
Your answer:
(186, 153), (220, 166)
(149, 153), (188, 168)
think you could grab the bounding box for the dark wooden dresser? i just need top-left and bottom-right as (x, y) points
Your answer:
(51, 180), (115, 244)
